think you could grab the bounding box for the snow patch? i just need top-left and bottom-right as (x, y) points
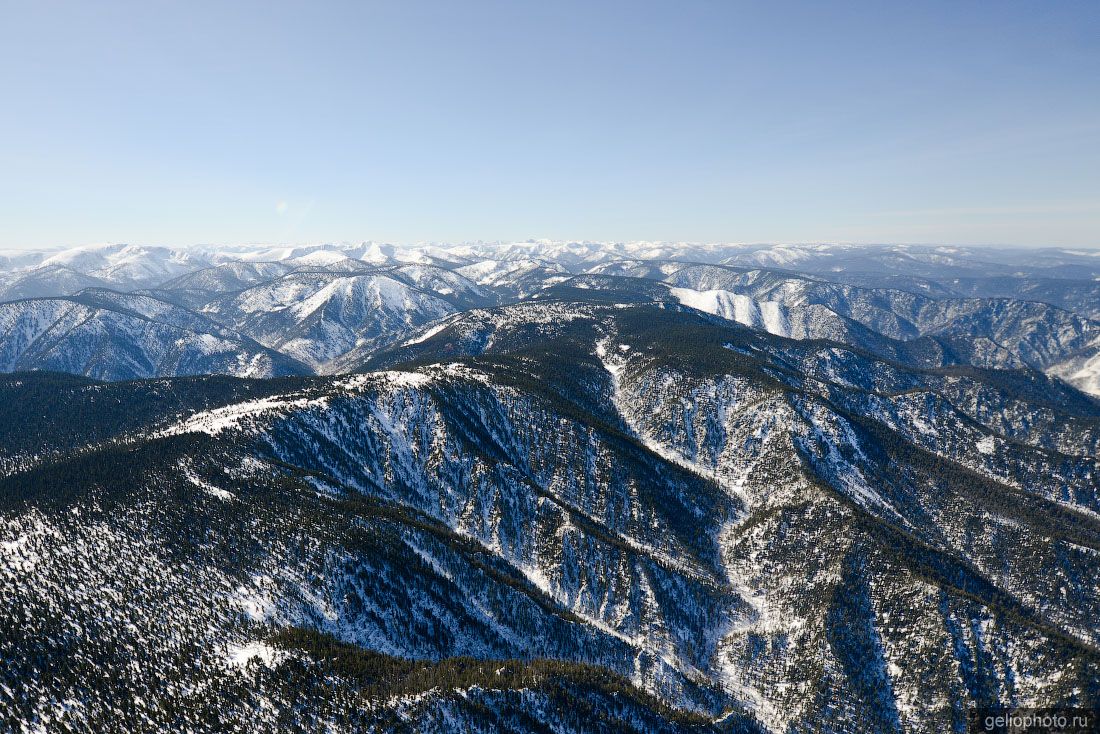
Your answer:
(402, 320), (449, 346)
(227, 641), (284, 669)
(183, 465), (236, 501)
(669, 287), (790, 337)
(159, 394), (331, 436)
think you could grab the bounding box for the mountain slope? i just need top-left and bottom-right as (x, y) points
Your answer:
(4, 301), (1095, 731)
(659, 265), (1100, 392)
(0, 364), (753, 731)
(0, 290), (306, 381)
(2, 243), (1100, 731)
(456, 258), (572, 299)
(201, 272), (457, 369)
(0, 265), (117, 302)
(151, 261), (296, 308)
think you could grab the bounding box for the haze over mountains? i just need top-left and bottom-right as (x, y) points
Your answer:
(1, 241), (1099, 732)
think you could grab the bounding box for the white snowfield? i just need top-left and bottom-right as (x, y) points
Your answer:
(670, 287), (791, 336)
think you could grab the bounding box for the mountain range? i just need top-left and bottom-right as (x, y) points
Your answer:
(1, 241), (1098, 732)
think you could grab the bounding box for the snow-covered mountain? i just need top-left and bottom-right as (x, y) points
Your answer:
(0, 290), (305, 380)
(658, 264), (1100, 389)
(3, 298), (1098, 732)
(2, 241), (1099, 391)
(0, 264), (117, 302)
(152, 261), (296, 307)
(456, 257), (572, 298)
(1, 241), (1099, 732)
(200, 271), (459, 369)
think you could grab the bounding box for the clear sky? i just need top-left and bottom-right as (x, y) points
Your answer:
(1, 1), (1098, 249)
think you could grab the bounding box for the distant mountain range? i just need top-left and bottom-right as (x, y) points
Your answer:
(1, 242), (1098, 732)
(0, 242), (1097, 393)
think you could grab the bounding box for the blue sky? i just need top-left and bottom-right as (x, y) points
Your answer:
(1, 1), (1097, 249)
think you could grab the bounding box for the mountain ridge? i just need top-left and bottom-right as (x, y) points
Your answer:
(1, 243), (1098, 732)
